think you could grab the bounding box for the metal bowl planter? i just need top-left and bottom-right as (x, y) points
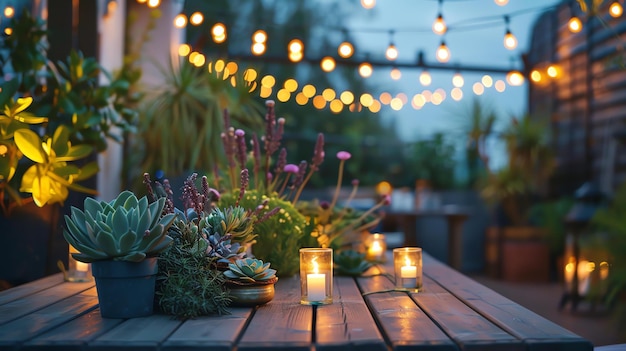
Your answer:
(225, 277), (278, 307)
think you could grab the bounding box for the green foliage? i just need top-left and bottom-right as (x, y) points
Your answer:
(334, 250), (372, 277)
(219, 190), (306, 277)
(0, 10), (138, 214)
(137, 58), (264, 178)
(591, 183), (626, 313)
(224, 258), (277, 283)
(409, 133), (457, 190)
(529, 198), (574, 255)
(156, 224), (231, 318)
(63, 191), (175, 262)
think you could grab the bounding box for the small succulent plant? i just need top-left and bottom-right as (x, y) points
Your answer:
(63, 191), (176, 262)
(224, 258), (277, 284)
(334, 250), (373, 277)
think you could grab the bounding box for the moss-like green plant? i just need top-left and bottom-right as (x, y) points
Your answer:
(224, 258), (277, 284)
(219, 190), (306, 277)
(63, 191), (175, 262)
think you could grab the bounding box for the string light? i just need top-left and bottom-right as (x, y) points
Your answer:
(251, 30), (267, 56)
(358, 62), (373, 77)
(452, 72), (464, 87)
(361, 0), (376, 9)
(288, 39), (304, 62)
(385, 31), (398, 61)
(3, 6), (14, 17)
(610, 1), (623, 17)
(506, 70), (524, 86)
(568, 16), (582, 33)
(320, 56), (336, 72)
(147, 0), (159, 8)
(419, 71), (432, 86)
(436, 41), (451, 63)
(338, 41), (354, 58)
(174, 14), (187, 28)
(390, 67), (402, 80)
(212, 23), (227, 43)
(530, 69), (542, 82)
(494, 0), (509, 6)
(432, 0), (447, 35)
(190, 12), (204, 25)
(503, 16), (517, 50)
(546, 64), (560, 78)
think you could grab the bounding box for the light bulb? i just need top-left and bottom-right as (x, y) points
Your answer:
(173, 14), (187, 28)
(253, 30), (267, 43)
(452, 73), (464, 87)
(530, 69), (542, 83)
(212, 23), (227, 43)
(320, 57), (336, 72)
(494, 0), (509, 5)
(503, 31), (518, 50)
(432, 15), (447, 35)
(436, 42), (450, 63)
(419, 71), (432, 86)
(361, 0), (376, 9)
(610, 2), (623, 17)
(3, 6), (15, 17)
(390, 68), (402, 80)
(251, 42), (266, 55)
(288, 39), (304, 62)
(358, 62), (373, 78)
(568, 16), (582, 33)
(547, 65), (559, 78)
(338, 42), (354, 58)
(506, 71), (524, 86)
(189, 12), (203, 25)
(385, 44), (398, 61)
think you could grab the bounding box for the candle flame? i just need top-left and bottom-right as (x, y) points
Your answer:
(404, 257), (411, 267)
(372, 241), (381, 251)
(312, 257), (319, 274)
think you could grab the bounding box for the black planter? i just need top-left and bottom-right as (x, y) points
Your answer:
(91, 257), (158, 318)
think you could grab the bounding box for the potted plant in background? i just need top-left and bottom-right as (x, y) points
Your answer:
(0, 9), (137, 288)
(63, 191), (175, 318)
(224, 258), (278, 306)
(473, 112), (556, 281)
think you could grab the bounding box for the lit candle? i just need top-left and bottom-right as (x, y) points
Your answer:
(307, 260), (326, 301)
(400, 257), (417, 288)
(369, 241), (383, 260)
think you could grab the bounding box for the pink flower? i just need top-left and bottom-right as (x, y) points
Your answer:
(284, 164), (299, 173)
(235, 129), (245, 137)
(336, 151), (351, 160)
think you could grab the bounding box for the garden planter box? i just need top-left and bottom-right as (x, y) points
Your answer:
(486, 226), (551, 282)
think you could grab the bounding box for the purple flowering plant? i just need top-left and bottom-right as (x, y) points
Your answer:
(218, 101), (391, 251)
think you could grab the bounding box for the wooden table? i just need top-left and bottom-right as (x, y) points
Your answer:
(385, 207), (469, 270)
(0, 252), (593, 351)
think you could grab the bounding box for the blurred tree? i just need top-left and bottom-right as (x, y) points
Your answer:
(409, 133), (457, 190)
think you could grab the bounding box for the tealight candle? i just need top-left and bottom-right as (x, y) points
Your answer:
(300, 248), (333, 305)
(66, 245), (93, 283)
(393, 247), (422, 291)
(366, 233), (387, 262)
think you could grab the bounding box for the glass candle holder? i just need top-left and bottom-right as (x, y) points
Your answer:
(366, 233), (387, 262)
(393, 247), (422, 291)
(299, 248), (333, 305)
(66, 245), (93, 282)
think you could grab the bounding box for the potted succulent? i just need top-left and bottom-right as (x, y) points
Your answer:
(224, 258), (278, 306)
(62, 191), (175, 318)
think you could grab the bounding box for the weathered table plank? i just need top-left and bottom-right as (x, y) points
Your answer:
(0, 288), (98, 351)
(237, 276), (312, 351)
(161, 308), (252, 351)
(0, 280), (94, 326)
(88, 314), (183, 351)
(422, 255), (594, 351)
(316, 276), (386, 351)
(357, 273), (457, 351)
(21, 309), (124, 351)
(0, 273), (66, 306)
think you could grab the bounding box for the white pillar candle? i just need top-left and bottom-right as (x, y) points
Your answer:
(400, 257), (417, 288)
(307, 273), (326, 301)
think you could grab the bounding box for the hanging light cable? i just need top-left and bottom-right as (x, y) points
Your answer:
(503, 15), (518, 50)
(385, 30), (398, 61)
(432, 0), (447, 35)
